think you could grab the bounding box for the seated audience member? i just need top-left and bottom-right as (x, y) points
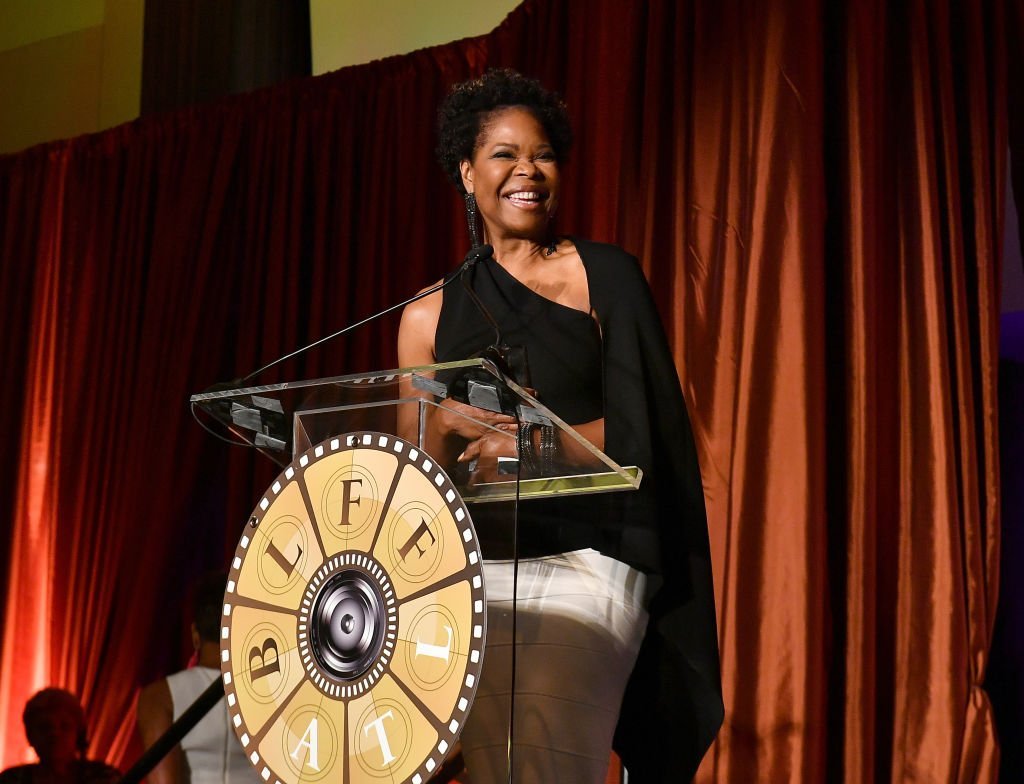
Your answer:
(0, 687), (119, 784)
(136, 572), (258, 784)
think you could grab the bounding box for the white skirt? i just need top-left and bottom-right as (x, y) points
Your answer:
(459, 549), (649, 783)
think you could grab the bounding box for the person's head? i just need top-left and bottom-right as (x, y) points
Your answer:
(436, 69), (573, 244)
(22, 688), (87, 766)
(191, 571), (227, 648)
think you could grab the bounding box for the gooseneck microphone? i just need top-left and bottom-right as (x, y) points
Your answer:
(459, 252), (533, 386)
(235, 244), (495, 384)
(460, 194), (509, 366)
(461, 263), (504, 353)
(191, 243), (504, 448)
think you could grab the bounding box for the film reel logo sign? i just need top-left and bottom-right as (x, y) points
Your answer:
(222, 433), (486, 784)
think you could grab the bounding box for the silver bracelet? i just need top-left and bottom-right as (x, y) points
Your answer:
(517, 423), (537, 473)
(539, 424), (557, 474)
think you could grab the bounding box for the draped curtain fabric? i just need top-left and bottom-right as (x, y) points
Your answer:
(0, 0), (1015, 780)
(140, 0), (312, 114)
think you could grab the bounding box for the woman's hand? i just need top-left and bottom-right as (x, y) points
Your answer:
(433, 398), (516, 441)
(457, 424), (518, 484)
(457, 424), (518, 463)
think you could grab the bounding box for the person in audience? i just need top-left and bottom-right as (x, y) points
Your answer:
(136, 572), (259, 784)
(0, 687), (119, 784)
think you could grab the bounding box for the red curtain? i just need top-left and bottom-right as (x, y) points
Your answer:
(0, 0), (1015, 780)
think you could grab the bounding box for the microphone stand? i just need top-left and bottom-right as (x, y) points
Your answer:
(462, 195), (523, 383)
(457, 230), (523, 784)
(460, 270), (521, 382)
(239, 244), (495, 384)
(191, 245), (494, 444)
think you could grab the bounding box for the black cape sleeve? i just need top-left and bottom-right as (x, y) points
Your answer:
(575, 237), (724, 782)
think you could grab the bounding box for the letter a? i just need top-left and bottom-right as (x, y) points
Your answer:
(290, 717), (320, 771)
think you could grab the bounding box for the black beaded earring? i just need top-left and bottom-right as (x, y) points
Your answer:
(464, 192), (482, 249)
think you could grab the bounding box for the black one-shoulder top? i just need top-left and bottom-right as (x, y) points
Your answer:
(434, 254), (620, 558)
(434, 257), (603, 424)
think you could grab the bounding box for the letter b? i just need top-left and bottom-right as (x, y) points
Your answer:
(249, 637), (281, 682)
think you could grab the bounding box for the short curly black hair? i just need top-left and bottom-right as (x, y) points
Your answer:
(435, 68), (573, 194)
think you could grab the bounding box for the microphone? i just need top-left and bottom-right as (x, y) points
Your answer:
(460, 256), (503, 352)
(234, 244), (494, 384)
(457, 243), (494, 275)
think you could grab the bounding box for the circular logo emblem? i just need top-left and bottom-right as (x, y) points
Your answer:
(222, 432), (486, 784)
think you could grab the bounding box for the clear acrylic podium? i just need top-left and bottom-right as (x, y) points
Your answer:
(189, 358), (641, 784)
(190, 358), (641, 502)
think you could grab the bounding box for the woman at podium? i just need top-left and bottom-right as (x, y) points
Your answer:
(398, 69), (723, 782)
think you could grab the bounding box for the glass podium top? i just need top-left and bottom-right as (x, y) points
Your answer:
(190, 358), (641, 504)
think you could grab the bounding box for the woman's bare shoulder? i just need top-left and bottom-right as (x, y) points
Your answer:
(398, 281), (444, 364)
(401, 283), (443, 328)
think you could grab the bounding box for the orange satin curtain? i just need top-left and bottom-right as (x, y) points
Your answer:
(0, 0), (1016, 781)
(653, 1), (1008, 780)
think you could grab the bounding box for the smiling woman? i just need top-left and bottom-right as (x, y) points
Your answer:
(458, 108), (562, 247)
(397, 69), (724, 783)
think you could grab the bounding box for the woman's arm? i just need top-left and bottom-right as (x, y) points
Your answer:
(457, 417), (606, 471)
(396, 286), (441, 446)
(135, 679), (184, 784)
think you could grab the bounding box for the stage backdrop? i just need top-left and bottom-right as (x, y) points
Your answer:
(0, 0), (1020, 780)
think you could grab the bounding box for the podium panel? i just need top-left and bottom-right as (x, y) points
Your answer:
(222, 432), (485, 784)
